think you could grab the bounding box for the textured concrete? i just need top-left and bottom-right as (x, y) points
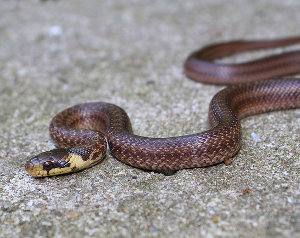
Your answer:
(0, 0), (299, 237)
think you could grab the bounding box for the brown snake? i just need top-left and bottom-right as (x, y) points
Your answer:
(25, 36), (300, 177)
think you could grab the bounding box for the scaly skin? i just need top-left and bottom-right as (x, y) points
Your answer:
(25, 37), (300, 177)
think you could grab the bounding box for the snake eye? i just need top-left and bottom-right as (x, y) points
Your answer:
(43, 161), (54, 171)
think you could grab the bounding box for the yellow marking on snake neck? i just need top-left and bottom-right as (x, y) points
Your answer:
(68, 153), (89, 169)
(47, 153), (100, 176)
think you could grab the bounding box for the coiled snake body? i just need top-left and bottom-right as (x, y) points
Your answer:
(25, 37), (300, 177)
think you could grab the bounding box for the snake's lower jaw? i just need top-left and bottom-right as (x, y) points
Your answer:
(25, 148), (106, 177)
(25, 161), (45, 177)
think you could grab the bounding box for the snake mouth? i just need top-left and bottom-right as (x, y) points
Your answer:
(25, 160), (47, 177)
(24, 161), (35, 173)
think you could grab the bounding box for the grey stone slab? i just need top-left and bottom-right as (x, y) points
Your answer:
(0, 0), (299, 237)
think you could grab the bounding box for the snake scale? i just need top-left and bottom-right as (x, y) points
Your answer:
(25, 36), (300, 177)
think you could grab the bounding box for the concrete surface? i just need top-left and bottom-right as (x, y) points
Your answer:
(0, 0), (299, 237)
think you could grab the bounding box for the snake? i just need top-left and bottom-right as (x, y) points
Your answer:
(25, 36), (300, 177)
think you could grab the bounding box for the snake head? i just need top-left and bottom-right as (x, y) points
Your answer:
(25, 147), (106, 177)
(25, 149), (71, 177)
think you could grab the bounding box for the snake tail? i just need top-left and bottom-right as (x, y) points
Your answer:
(184, 36), (300, 84)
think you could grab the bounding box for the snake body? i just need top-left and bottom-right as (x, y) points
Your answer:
(25, 37), (300, 177)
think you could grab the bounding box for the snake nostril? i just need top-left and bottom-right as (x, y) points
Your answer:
(25, 161), (34, 170)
